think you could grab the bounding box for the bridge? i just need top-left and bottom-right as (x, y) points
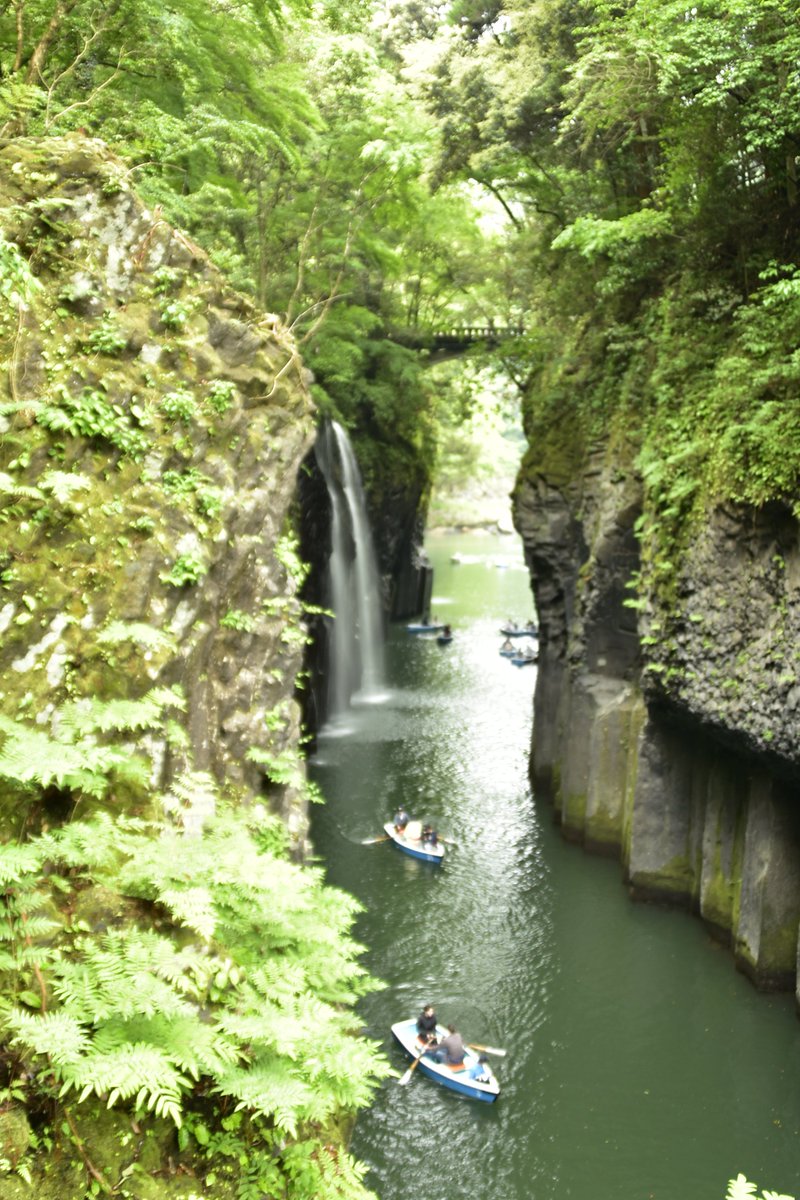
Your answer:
(388, 323), (525, 362)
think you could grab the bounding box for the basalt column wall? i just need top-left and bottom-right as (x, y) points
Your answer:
(514, 444), (800, 1004)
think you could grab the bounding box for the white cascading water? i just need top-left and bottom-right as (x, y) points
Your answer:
(315, 420), (385, 718)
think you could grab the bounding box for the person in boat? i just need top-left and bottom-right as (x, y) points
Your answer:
(505, 618), (518, 630)
(393, 807), (410, 832)
(422, 610), (431, 626)
(421, 824), (439, 848)
(525, 620), (538, 633)
(404, 818), (423, 841)
(430, 1024), (465, 1066)
(500, 637), (514, 652)
(416, 1004), (437, 1043)
(468, 1054), (492, 1084)
(442, 624), (451, 637)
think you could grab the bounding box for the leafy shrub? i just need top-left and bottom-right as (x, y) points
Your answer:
(206, 379), (236, 414)
(159, 551), (207, 587)
(84, 313), (128, 355)
(160, 389), (197, 423)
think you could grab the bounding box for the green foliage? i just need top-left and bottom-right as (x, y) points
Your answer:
(7, 385), (149, 459)
(221, 610), (256, 632)
(0, 689), (386, 1198)
(0, 233), (40, 302)
(159, 551), (208, 587)
(206, 380), (237, 414)
(84, 314), (128, 356)
(726, 1173), (794, 1200)
(160, 389), (198, 423)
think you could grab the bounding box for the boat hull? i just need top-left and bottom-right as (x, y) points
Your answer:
(406, 623), (446, 634)
(499, 626), (538, 638)
(383, 822), (444, 864)
(392, 1019), (499, 1102)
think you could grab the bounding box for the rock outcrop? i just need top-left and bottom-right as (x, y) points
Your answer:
(514, 440), (800, 1001)
(0, 134), (316, 837)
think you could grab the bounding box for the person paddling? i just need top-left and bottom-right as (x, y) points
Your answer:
(430, 1024), (465, 1066)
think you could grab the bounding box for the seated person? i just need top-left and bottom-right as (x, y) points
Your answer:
(468, 1054), (492, 1084)
(421, 824), (439, 847)
(416, 1004), (437, 1042)
(404, 819), (422, 841)
(393, 807), (410, 832)
(430, 1025), (465, 1066)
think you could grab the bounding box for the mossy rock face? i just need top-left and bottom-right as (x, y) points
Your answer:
(0, 134), (317, 836)
(0, 1108), (31, 1167)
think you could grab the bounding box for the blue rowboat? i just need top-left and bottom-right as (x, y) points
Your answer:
(500, 624), (538, 638)
(406, 622), (446, 634)
(392, 1019), (500, 1102)
(511, 652), (537, 667)
(383, 821), (444, 865)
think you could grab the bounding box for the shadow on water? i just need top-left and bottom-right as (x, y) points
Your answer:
(310, 531), (800, 1200)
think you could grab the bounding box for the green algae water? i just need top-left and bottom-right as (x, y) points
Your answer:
(309, 531), (800, 1200)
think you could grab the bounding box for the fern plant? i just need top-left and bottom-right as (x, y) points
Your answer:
(2, 801), (387, 1193)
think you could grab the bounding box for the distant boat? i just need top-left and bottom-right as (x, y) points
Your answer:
(437, 633), (453, 645)
(392, 1019), (500, 1102)
(383, 821), (444, 865)
(406, 622), (446, 634)
(510, 651), (538, 667)
(499, 624), (538, 638)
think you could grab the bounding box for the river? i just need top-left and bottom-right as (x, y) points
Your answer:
(309, 530), (800, 1200)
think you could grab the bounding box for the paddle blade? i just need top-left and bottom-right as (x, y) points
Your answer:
(398, 1052), (425, 1084)
(361, 835), (389, 845)
(468, 1042), (507, 1057)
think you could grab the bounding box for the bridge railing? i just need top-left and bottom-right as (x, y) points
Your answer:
(430, 325), (525, 341)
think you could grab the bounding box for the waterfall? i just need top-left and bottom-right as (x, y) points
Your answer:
(315, 420), (385, 718)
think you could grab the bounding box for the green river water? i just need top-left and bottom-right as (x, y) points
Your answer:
(309, 530), (800, 1200)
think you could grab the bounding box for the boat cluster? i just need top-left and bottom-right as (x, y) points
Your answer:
(499, 619), (538, 666)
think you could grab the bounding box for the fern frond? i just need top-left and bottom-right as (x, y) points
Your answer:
(7, 1008), (90, 1065)
(37, 471), (92, 503)
(0, 843), (43, 885)
(60, 1042), (188, 1125)
(94, 1013), (239, 1080)
(158, 887), (216, 940)
(58, 688), (184, 736)
(0, 471), (43, 501)
(215, 1059), (314, 1135)
(97, 622), (176, 653)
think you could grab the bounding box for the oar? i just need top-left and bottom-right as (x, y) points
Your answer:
(360, 835), (389, 845)
(398, 1045), (428, 1085)
(467, 1042), (507, 1058)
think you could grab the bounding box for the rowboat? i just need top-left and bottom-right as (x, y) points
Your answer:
(436, 633), (453, 645)
(499, 624), (538, 638)
(406, 622), (446, 634)
(510, 652), (537, 667)
(383, 821), (444, 864)
(392, 1019), (500, 1102)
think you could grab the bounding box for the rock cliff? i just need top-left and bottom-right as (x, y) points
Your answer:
(514, 439), (800, 1000)
(0, 134), (316, 837)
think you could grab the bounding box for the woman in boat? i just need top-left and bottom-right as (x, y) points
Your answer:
(430, 1025), (465, 1066)
(416, 1004), (437, 1043)
(500, 637), (514, 652)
